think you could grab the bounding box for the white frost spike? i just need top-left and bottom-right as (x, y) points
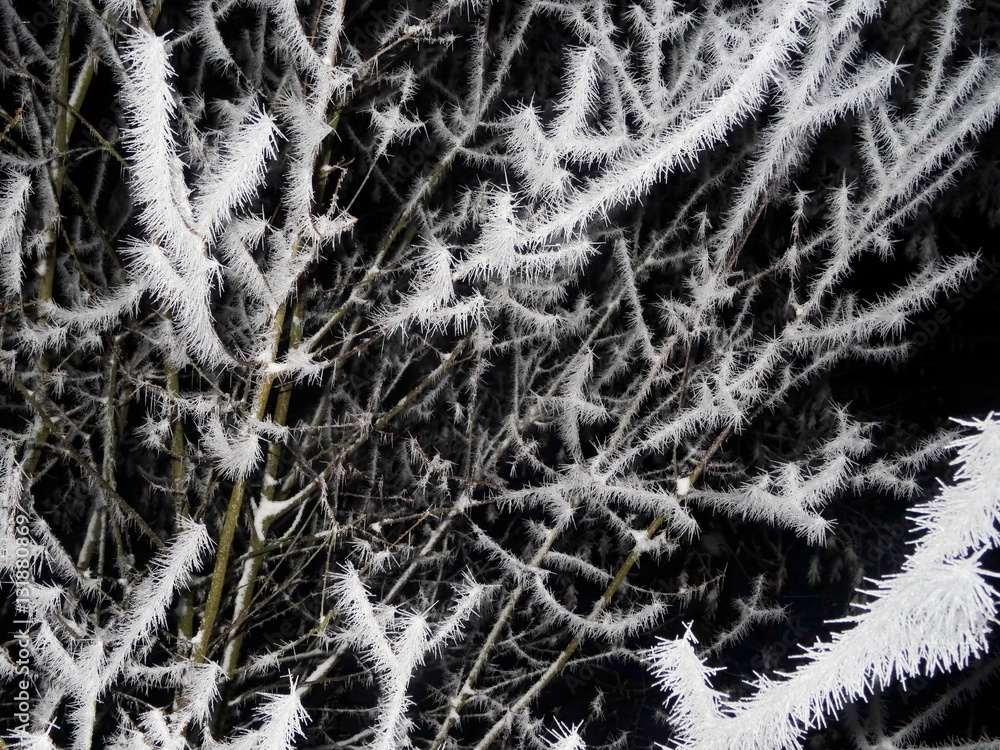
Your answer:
(122, 240), (229, 368)
(22, 520), (211, 750)
(120, 30), (232, 367)
(194, 105), (280, 240)
(103, 518), (212, 686)
(546, 720), (586, 750)
(330, 564), (483, 750)
(377, 237), (456, 332)
(45, 283), (144, 337)
(523, 0), (836, 249)
(550, 46), (601, 143)
(504, 104), (571, 199)
(370, 99), (424, 157)
(646, 414), (1000, 750)
(173, 661), (224, 729)
(269, 0), (331, 76)
(200, 411), (265, 480)
(5, 730), (58, 750)
(0, 168), (32, 298)
(120, 30), (197, 253)
(646, 625), (727, 746)
(210, 686), (309, 750)
(331, 563), (427, 750)
(0, 442), (28, 571)
(247, 690), (309, 750)
(425, 573), (491, 655)
(103, 0), (137, 16)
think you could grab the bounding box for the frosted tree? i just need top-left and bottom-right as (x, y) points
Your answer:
(1, 0), (999, 747)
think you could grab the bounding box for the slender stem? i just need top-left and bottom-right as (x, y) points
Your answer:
(78, 345), (125, 571)
(166, 358), (194, 646)
(219, 294), (306, 678)
(209, 86), (345, 681)
(193, 302), (287, 663)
